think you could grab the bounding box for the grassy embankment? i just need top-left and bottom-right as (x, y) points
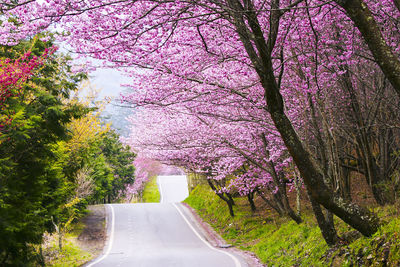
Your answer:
(142, 175), (161, 203)
(184, 184), (400, 266)
(42, 205), (106, 266)
(42, 221), (93, 266)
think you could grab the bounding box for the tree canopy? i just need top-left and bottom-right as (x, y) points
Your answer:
(1, 0), (399, 247)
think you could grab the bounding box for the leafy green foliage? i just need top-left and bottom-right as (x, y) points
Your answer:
(0, 36), (87, 265)
(86, 130), (136, 204)
(99, 131), (136, 201)
(0, 34), (135, 265)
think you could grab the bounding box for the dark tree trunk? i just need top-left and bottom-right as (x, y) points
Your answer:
(342, 68), (395, 205)
(394, 0), (400, 12)
(294, 175), (302, 216)
(275, 172), (302, 224)
(270, 111), (379, 236)
(286, 205), (303, 224)
(308, 192), (339, 246)
(227, 193), (236, 206)
(247, 192), (257, 212)
(226, 0), (379, 237)
(38, 246), (45, 267)
(341, 166), (352, 201)
(207, 179), (235, 217)
(375, 128), (396, 204)
(260, 134), (303, 224)
(257, 188), (283, 216)
(226, 199), (235, 217)
(335, 0), (400, 96)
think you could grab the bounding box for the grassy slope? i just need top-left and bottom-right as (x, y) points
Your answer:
(142, 175), (161, 203)
(184, 184), (400, 266)
(44, 221), (93, 267)
(44, 206), (106, 266)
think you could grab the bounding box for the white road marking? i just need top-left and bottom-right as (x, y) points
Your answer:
(87, 177), (241, 267)
(86, 204), (115, 267)
(172, 203), (242, 267)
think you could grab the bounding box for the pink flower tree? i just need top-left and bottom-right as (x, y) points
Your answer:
(123, 98), (301, 221)
(124, 154), (162, 202)
(3, 0), (400, 244)
(0, 50), (51, 133)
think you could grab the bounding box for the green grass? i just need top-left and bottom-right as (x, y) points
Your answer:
(44, 221), (93, 267)
(47, 238), (93, 267)
(184, 184), (400, 266)
(142, 175), (161, 203)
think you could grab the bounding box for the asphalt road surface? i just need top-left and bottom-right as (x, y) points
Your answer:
(87, 175), (246, 267)
(157, 175), (189, 203)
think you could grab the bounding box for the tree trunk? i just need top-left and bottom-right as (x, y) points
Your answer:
(335, 0), (400, 96)
(58, 232), (63, 250)
(247, 192), (257, 212)
(295, 176), (302, 217)
(341, 166), (352, 201)
(341, 67), (395, 205)
(38, 246), (45, 267)
(394, 0), (400, 12)
(227, 199), (235, 217)
(226, 0), (380, 237)
(308, 192), (339, 246)
(206, 179), (235, 217)
(260, 134), (303, 223)
(286, 205), (303, 224)
(270, 111), (379, 236)
(227, 193), (236, 206)
(276, 172), (302, 224)
(257, 188), (283, 216)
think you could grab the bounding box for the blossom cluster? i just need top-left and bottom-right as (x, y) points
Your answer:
(2, 0), (399, 201)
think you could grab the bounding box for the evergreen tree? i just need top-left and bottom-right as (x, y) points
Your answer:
(0, 36), (87, 265)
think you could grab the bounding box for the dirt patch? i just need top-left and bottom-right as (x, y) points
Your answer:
(77, 205), (107, 257)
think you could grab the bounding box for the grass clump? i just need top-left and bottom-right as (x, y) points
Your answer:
(142, 176), (161, 203)
(184, 184), (400, 266)
(42, 221), (93, 267)
(45, 237), (92, 267)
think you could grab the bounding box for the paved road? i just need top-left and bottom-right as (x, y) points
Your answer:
(87, 175), (246, 267)
(157, 175), (189, 203)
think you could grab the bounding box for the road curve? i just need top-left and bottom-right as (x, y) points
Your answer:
(86, 175), (246, 267)
(157, 175), (189, 203)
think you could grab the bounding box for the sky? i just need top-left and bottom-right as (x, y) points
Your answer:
(57, 41), (135, 136)
(77, 62), (133, 136)
(89, 67), (131, 100)
(88, 67), (135, 137)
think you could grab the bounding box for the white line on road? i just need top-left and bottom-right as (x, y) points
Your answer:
(86, 204), (115, 267)
(173, 203), (242, 267)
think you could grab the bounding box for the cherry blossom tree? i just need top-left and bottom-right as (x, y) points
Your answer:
(2, 0), (400, 243)
(125, 154), (162, 201)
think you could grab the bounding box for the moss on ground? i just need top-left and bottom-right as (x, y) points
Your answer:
(184, 184), (400, 266)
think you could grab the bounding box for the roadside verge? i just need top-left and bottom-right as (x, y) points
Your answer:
(176, 202), (264, 267)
